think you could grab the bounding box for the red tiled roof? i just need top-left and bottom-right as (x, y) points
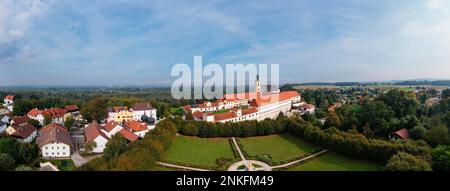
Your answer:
(124, 120), (148, 132)
(36, 123), (73, 147)
(103, 121), (120, 132)
(214, 112), (237, 121)
(391, 128), (410, 139)
(27, 109), (42, 117)
(5, 95), (14, 101)
(11, 123), (36, 139)
(85, 122), (109, 142)
(119, 129), (138, 142)
(303, 104), (315, 109)
(183, 105), (192, 112)
(65, 105), (79, 112)
(242, 108), (258, 115)
(12, 116), (30, 125)
(132, 103), (154, 111)
(192, 111), (204, 119)
(250, 91), (300, 107)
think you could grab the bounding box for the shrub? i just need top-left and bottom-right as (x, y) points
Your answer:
(384, 152), (432, 171)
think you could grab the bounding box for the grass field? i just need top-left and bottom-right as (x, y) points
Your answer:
(162, 135), (235, 168)
(238, 134), (322, 162)
(287, 152), (383, 171)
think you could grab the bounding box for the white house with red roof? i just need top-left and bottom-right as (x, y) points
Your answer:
(85, 122), (110, 153)
(131, 103), (157, 121)
(36, 123), (73, 158)
(27, 107), (70, 126)
(123, 120), (152, 138)
(3, 95), (14, 111)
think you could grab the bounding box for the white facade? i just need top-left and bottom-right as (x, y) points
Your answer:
(3, 98), (13, 111)
(29, 114), (45, 125)
(90, 136), (108, 153)
(102, 124), (123, 138)
(1, 115), (10, 124)
(0, 123), (6, 133)
(17, 130), (38, 143)
(134, 129), (149, 138)
(41, 142), (71, 158)
(132, 109), (157, 121)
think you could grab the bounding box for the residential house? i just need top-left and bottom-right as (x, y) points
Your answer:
(0, 121), (6, 134)
(10, 116), (30, 126)
(118, 129), (139, 142)
(85, 122), (109, 153)
(131, 103), (157, 121)
(107, 106), (133, 122)
(3, 95), (14, 111)
(302, 104), (316, 115)
(65, 105), (80, 116)
(36, 123), (73, 158)
(0, 114), (10, 124)
(102, 120), (123, 137)
(123, 120), (152, 138)
(28, 107), (70, 126)
(7, 123), (37, 143)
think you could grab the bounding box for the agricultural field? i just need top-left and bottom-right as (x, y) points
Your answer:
(286, 152), (383, 171)
(238, 134), (322, 163)
(162, 135), (235, 168)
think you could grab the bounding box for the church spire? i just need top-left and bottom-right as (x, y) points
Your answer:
(256, 74), (261, 94)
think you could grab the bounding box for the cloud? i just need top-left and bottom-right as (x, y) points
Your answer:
(425, 0), (443, 10)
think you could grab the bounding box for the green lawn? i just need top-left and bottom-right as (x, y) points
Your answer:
(239, 134), (321, 162)
(287, 152), (383, 171)
(162, 135), (235, 168)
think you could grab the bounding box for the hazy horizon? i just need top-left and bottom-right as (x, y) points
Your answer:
(1, 0), (450, 86)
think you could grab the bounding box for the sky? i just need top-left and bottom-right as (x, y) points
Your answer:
(0, 0), (450, 86)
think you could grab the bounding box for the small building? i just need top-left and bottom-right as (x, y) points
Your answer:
(0, 121), (7, 134)
(389, 128), (410, 140)
(123, 120), (151, 138)
(3, 95), (14, 111)
(65, 105), (80, 116)
(85, 122), (109, 153)
(118, 129), (139, 142)
(10, 116), (30, 126)
(302, 104), (316, 115)
(36, 123), (73, 158)
(102, 120), (123, 137)
(27, 108), (70, 126)
(0, 114), (10, 124)
(8, 123), (37, 143)
(107, 106), (133, 122)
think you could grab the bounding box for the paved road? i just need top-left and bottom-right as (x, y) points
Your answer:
(271, 150), (328, 169)
(71, 151), (87, 167)
(231, 137), (246, 161)
(156, 162), (211, 171)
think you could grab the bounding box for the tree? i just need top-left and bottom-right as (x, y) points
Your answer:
(104, 135), (128, 159)
(84, 141), (97, 154)
(185, 111), (194, 120)
(81, 98), (108, 122)
(409, 126), (427, 140)
(424, 125), (450, 147)
(324, 112), (341, 129)
(27, 119), (40, 128)
(180, 123), (199, 136)
(0, 153), (16, 171)
(442, 89), (450, 99)
(384, 152), (432, 171)
(358, 101), (394, 134)
(64, 116), (75, 129)
(431, 145), (450, 171)
(43, 114), (52, 126)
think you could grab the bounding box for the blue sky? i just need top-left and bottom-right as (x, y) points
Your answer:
(0, 0), (450, 86)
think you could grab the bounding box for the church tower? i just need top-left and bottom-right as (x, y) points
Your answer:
(255, 74), (261, 94)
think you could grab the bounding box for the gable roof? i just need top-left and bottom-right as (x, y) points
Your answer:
(132, 103), (154, 111)
(124, 120), (148, 132)
(65, 105), (79, 112)
(27, 109), (42, 117)
(118, 129), (139, 142)
(12, 116), (30, 125)
(11, 123), (37, 139)
(85, 122), (109, 142)
(391, 128), (410, 139)
(250, 91), (300, 107)
(103, 121), (121, 132)
(36, 123), (72, 147)
(4, 95), (14, 101)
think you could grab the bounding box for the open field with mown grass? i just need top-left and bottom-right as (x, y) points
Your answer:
(238, 134), (322, 163)
(162, 135), (235, 168)
(286, 151), (383, 171)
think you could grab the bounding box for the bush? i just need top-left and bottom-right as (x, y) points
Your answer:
(384, 152), (432, 171)
(0, 153), (16, 171)
(180, 123), (199, 136)
(431, 145), (450, 171)
(410, 126), (427, 140)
